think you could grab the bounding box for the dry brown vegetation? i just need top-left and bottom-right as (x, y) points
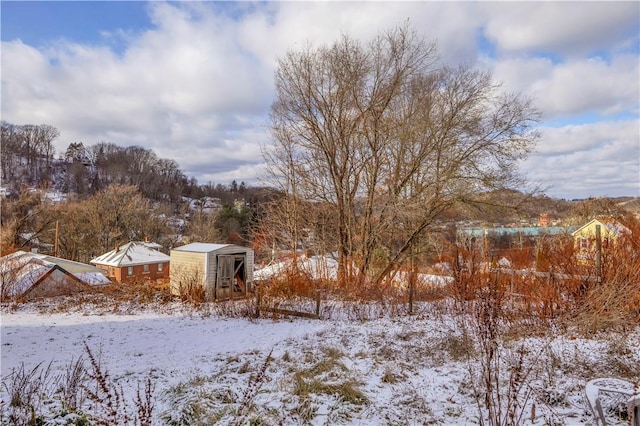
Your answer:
(2, 228), (638, 425)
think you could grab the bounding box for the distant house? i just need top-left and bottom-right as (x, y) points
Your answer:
(0, 251), (110, 301)
(572, 218), (630, 262)
(539, 213), (551, 227)
(91, 241), (170, 284)
(170, 243), (254, 301)
(18, 232), (54, 254)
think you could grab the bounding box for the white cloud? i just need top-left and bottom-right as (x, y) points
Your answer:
(521, 120), (640, 198)
(237, 2), (484, 68)
(1, 1), (638, 198)
(2, 2), (274, 176)
(491, 55), (639, 119)
(482, 2), (639, 55)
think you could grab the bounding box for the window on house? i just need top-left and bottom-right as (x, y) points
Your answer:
(143, 264), (150, 273)
(579, 238), (590, 251)
(158, 263), (164, 272)
(128, 266), (134, 276)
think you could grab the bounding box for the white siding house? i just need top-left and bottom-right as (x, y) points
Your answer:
(170, 243), (254, 301)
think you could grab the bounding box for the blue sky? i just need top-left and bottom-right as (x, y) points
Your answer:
(2, 1), (639, 199)
(2, 1), (151, 49)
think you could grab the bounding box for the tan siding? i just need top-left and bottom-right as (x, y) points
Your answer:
(169, 251), (206, 295)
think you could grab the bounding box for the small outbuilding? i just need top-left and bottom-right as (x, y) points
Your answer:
(170, 243), (254, 301)
(0, 251), (111, 301)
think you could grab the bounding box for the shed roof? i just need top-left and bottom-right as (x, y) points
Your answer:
(172, 243), (237, 253)
(91, 242), (169, 267)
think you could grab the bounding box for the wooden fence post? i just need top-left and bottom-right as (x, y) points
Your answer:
(255, 285), (261, 318)
(408, 279), (414, 315)
(315, 289), (321, 317)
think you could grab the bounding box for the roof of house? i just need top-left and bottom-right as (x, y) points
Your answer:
(460, 226), (577, 238)
(172, 243), (233, 253)
(0, 251), (110, 297)
(90, 242), (170, 267)
(571, 218), (631, 238)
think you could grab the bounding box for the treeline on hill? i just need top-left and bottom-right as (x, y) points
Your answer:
(2, 121), (190, 204)
(1, 121), (273, 209)
(0, 121), (282, 261)
(0, 183), (280, 263)
(1, 122), (58, 185)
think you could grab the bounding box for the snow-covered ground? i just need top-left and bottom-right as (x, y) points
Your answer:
(1, 301), (637, 425)
(255, 255), (454, 287)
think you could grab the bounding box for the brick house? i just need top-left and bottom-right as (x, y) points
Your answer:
(91, 241), (170, 284)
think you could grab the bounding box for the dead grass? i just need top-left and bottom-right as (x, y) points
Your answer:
(293, 373), (368, 406)
(287, 344), (368, 407)
(175, 281), (206, 305)
(1, 361), (53, 425)
(0, 343), (156, 426)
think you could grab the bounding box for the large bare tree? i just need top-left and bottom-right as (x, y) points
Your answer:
(267, 24), (540, 285)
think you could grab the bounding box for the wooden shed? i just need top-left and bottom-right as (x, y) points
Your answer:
(170, 243), (254, 301)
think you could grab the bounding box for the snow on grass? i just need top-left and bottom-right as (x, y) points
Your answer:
(1, 302), (638, 425)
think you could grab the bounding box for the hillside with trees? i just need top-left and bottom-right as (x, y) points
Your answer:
(0, 123), (279, 259)
(1, 118), (637, 266)
(1, 121), (191, 204)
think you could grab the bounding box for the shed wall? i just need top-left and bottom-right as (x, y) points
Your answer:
(205, 251), (217, 300)
(169, 251), (207, 296)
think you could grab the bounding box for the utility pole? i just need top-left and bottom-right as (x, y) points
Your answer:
(595, 224), (602, 282)
(54, 220), (59, 257)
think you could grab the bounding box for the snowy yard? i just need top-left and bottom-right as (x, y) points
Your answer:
(1, 301), (638, 425)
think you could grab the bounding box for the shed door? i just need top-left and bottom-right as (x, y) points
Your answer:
(216, 255), (234, 300)
(232, 256), (246, 297)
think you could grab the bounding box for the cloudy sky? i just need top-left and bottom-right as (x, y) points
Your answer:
(2, 1), (638, 199)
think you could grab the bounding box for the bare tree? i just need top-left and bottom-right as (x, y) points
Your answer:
(83, 185), (162, 257)
(184, 210), (220, 244)
(36, 124), (59, 168)
(0, 187), (56, 254)
(1, 122), (59, 185)
(0, 122), (21, 182)
(16, 124), (59, 183)
(52, 201), (90, 262)
(267, 24), (539, 285)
